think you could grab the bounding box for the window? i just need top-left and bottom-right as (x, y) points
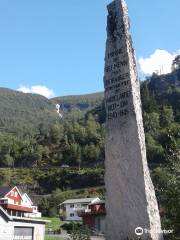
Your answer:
(11, 191), (14, 196)
(0, 199), (8, 204)
(12, 210), (16, 216)
(70, 204), (74, 208)
(70, 213), (74, 217)
(82, 203), (88, 208)
(14, 192), (18, 197)
(14, 227), (34, 240)
(17, 212), (21, 217)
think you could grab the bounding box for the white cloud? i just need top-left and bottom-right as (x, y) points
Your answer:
(17, 85), (55, 98)
(138, 49), (180, 75)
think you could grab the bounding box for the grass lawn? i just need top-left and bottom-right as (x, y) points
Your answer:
(42, 217), (64, 230)
(45, 236), (64, 240)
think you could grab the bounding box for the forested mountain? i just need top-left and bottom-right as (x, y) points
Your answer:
(52, 92), (104, 109)
(0, 69), (180, 236)
(0, 67), (179, 168)
(0, 88), (104, 135)
(51, 92), (104, 119)
(0, 88), (59, 136)
(1, 66), (179, 136)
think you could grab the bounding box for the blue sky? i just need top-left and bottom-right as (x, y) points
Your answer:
(0, 0), (179, 97)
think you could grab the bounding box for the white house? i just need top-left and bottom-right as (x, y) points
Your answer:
(22, 193), (42, 218)
(0, 206), (48, 240)
(59, 197), (100, 221)
(0, 186), (41, 218)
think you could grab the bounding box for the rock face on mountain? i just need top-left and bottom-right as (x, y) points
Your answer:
(149, 69), (180, 93)
(103, 0), (163, 239)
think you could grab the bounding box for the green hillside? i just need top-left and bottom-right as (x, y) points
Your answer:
(51, 92), (104, 119)
(0, 70), (180, 236)
(52, 92), (104, 106)
(0, 88), (59, 136)
(0, 89), (104, 135)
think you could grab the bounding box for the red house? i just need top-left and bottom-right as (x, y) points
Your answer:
(0, 186), (33, 217)
(78, 200), (106, 234)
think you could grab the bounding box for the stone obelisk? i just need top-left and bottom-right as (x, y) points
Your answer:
(103, 0), (163, 239)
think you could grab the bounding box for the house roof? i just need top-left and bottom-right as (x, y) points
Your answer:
(59, 197), (100, 205)
(0, 186), (36, 205)
(22, 193), (34, 205)
(2, 186), (23, 200)
(0, 206), (49, 224)
(0, 187), (12, 198)
(0, 206), (12, 221)
(12, 216), (50, 224)
(89, 200), (105, 205)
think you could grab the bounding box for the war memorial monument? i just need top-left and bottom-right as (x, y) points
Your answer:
(103, 0), (164, 239)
